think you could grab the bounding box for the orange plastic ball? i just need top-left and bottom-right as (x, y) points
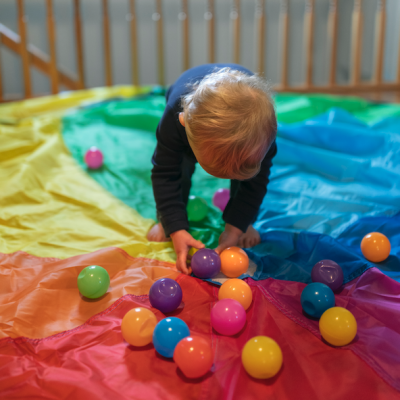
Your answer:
(220, 247), (249, 278)
(121, 307), (158, 347)
(218, 279), (253, 310)
(361, 232), (391, 263)
(173, 336), (214, 379)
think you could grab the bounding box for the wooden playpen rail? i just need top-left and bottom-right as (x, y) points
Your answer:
(0, 0), (399, 102)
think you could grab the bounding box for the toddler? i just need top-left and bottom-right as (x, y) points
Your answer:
(147, 63), (277, 274)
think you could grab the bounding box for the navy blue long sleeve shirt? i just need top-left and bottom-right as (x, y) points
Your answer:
(151, 63), (277, 236)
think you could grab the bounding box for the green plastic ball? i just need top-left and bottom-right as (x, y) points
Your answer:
(187, 195), (208, 222)
(77, 265), (110, 299)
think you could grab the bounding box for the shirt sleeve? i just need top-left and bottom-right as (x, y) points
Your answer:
(222, 141), (277, 232)
(151, 105), (190, 236)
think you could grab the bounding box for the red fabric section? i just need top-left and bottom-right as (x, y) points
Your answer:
(1, 273), (399, 400)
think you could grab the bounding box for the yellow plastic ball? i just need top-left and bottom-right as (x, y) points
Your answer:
(218, 279), (253, 310)
(121, 307), (158, 347)
(360, 232), (391, 263)
(242, 336), (283, 379)
(319, 307), (357, 347)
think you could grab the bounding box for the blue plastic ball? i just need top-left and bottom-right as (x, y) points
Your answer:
(152, 317), (190, 358)
(149, 278), (183, 314)
(301, 282), (335, 318)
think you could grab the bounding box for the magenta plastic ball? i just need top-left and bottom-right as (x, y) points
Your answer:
(191, 249), (221, 279)
(210, 298), (246, 336)
(85, 147), (103, 169)
(212, 188), (230, 212)
(149, 278), (183, 314)
(311, 259), (344, 291)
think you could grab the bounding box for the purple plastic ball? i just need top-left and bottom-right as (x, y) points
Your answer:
(212, 188), (230, 212)
(311, 259), (344, 291)
(149, 278), (183, 313)
(191, 248), (221, 279)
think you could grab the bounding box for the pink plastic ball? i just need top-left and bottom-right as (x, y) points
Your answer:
(84, 147), (103, 169)
(210, 298), (246, 336)
(212, 188), (230, 212)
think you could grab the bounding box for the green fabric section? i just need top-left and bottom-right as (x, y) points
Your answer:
(62, 91), (400, 249)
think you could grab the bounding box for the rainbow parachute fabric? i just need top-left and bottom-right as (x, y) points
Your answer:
(0, 87), (399, 400)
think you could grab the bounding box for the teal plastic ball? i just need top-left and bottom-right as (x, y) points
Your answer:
(77, 265), (110, 299)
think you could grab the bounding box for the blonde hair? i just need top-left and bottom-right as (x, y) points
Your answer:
(181, 67), (277, 180)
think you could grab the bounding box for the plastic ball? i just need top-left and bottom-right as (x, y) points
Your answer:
(319, 307), (357, 346)
(220, 247), (249, 278)
(173, 336), (214, 378)
(242, 336), (283, 379)
(191, 248), (221, 279)
(153, 317), (190, 358)
(218, 279), (253, 310)
(121, 307), (158, 347)
(301, 282), (335, 318)
(361, 232), (391, 263)
(77, 265), (110, 299)
(212, 188), (230, 212)
(187, 195), (208, 222)
(210, 298), (246, 336)
(84, 146), (103, 169)
(149, 278), (183, 314)
(311, 260), (344, 291)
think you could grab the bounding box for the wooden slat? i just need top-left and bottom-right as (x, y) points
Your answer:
(256, 0), (265, 75)
(46, 0), (58, 94)
(327, 0), (338, 86)
(273, 82), (400, 93)
(207, 0), (215, 64)
(232, 0), (240, 64)
(155, 0), (164, 86)
(129, 0), (139, 85)
(102, 0), (112, 86)
(0, 23), (79, 90)
(181, 0), (189, 71)
(304, 0), (315, 87)
(280, 0), (289, 88)
(74, 0), (85, 89)
(17, 0), (31, 98)
(350, 0), (363, 85)
(373, 0), (386, 84)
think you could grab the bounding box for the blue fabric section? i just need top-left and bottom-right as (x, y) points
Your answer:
(244, 214), (400, 284)
(254, 108), (400, 238)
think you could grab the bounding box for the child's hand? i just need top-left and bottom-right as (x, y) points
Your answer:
(215, 224), (243, 255)
(170, 230), (205, 274)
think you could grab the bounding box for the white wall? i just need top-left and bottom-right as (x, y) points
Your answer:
(0, 0), (399, 98)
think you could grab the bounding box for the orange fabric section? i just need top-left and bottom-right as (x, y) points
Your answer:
(0, 248), (179, 339)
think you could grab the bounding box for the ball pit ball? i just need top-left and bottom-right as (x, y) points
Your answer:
(361, 232), (391, 263)
(84, 146), (103, 169)
(242, 336), (283, 379)
(210, 298), (246, 336)
(212, 188), (230, 212)
(319, 307), (357, 347)
(311, 259), (344, 291)
(187, 195), (208, 222)
(173, 336), (214, 379)
(220, 247), (249, 278)
(191, 248), (221, 279)
(77, 265), (110, 299)
(153, 317), (190, 358)
(301, 282), (335, 318)
(121, 308), (158, 347)
(218, 279), (253, 310)
(149, 278), (183, 314)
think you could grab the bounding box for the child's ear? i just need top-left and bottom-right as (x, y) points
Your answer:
(179, 112), (185, 127)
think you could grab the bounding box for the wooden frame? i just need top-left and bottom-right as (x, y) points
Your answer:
(0, 0), (399, 102)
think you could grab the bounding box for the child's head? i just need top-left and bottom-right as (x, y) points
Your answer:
(180, 68), (277, 180)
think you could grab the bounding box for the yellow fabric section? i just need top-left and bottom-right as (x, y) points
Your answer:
(0, 87), (176, 262)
